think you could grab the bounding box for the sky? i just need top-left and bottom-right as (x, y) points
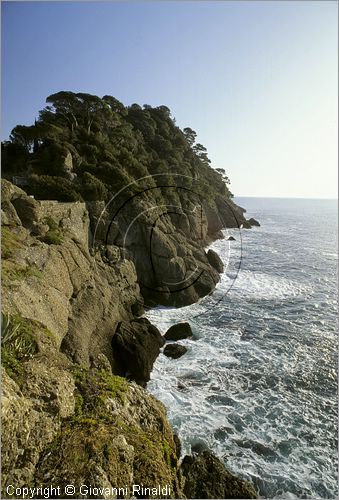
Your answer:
(2, 1), (338, 198)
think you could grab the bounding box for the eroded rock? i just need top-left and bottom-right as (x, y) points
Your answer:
(248, 217), (260, 227)
(207, 249), (224, 273)
(164, 322), (193, 341)
(181, 449), (258, 499)
(164, 344), (188, 359)
(112, 318), (165, 386)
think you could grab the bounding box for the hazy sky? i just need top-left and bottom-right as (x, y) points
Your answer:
(2, 1), (338, 198)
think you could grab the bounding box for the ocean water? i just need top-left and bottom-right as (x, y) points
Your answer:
(145, 197), (338, 499)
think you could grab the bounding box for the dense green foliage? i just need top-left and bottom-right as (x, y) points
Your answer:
(2, 91), (233, 205)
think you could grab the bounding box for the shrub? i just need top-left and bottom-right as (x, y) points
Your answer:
(28, 174), (84, 202)
(81, 172), (108, 201)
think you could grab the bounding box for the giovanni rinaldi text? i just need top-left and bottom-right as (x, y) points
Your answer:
(6, 483), (172, 498)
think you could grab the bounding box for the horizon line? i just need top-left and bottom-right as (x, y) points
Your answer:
(234, 195), (338, 201)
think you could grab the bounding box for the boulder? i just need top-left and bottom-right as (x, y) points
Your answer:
(180, 449), (258, 499)
(228, 236), (236, 241)
(112, 318), (165, 387)
(248, 217), (260, 227)
(11, 195), (41, 229)
(131, 301), (144, 317)
(164, 322), (193, 341)
(193, 269), (218, 298)
(163, 344), (188, 359)
(1, 201), (21, 227)
(1, 178), (27, 202)
(206, 249), (224, 273)
(30, 222), (50, 237)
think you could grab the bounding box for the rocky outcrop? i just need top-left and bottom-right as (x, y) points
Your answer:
(2, 349), (183, 498)
(112, 318), (165, 387)
(1, 180), (259, 499)
(164, 344), (188, 359)
(1, 318), (75, 490)
(86, 189), (252, 308)
(180, 450), (258, 499)
(164, 322), (193, 341)
(206, 249), (224, 273)
(248, 217), (260, 227)
(31, 368), (183, 499)
(1, 180), (142, 370)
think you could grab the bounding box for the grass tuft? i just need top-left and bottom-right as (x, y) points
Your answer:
(1, 312), (38, 379)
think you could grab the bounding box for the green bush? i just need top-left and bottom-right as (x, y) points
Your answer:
(28, 174), (84, 202)
(81, 171), (108, 201)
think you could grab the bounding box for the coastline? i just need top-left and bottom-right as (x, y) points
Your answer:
(1, 178), (259, 499)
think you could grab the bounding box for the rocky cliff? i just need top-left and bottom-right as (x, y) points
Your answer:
(87, 186), (251, 309)
(1, 179), (258, 499)
(3, 92), (259, 309)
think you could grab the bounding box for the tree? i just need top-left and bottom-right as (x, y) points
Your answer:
(45, 91), (81, 131)
(183, 127), (197, 147)
(126, 106), (156, 141)
(2, 90), (235, 209)
(81, 172), (108, 201)
(102, 95), (127, 116)
(9, 125), (38, 152)
(76, 93), (110, 134)
(1, 140), (29, 175)
(216, 168), (230, 185)
(193, 143), (210, 163)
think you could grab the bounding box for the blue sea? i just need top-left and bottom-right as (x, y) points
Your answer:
(145, 197), (338, 499)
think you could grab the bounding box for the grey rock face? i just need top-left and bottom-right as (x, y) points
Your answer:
(84, 189), (252, 308)
(1, 179), (41, 230)
(1, 180), (143, 369)
(1, 200), (22, 226)
(1, 343), (75, 489)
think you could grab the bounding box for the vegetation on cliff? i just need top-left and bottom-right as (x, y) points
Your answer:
(2, 92), (258, 308)
(2, 91), (232, 204)
(1, 94), (259, 498)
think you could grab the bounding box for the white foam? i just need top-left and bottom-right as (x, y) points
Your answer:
(144, 207), (337, 499)
(229, 270), (310, 300)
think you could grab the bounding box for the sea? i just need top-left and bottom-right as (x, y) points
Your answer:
(145, 197), (338, 499)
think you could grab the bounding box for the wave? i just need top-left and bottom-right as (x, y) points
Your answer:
(145, 203), (338, 499)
